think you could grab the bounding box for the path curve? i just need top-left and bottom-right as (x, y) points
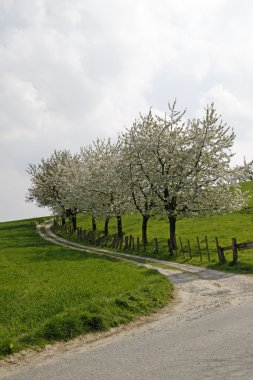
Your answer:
(1, 221), (253, 379)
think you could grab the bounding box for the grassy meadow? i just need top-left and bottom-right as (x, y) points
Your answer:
(63, 181), (253, 274)
(0, 218), (173, 358)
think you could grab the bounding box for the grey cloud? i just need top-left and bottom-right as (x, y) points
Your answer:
(1, 0), (253, 221)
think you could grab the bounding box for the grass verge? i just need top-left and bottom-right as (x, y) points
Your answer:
(0, 219), (173, 358)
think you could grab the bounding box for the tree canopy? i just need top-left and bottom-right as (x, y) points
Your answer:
(27, 101), (249, 250)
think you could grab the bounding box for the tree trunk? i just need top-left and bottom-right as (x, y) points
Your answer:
(142, 215), (149, 246)
(117, 215), (123, 238)
(104, 216), (110, 236)
(92, 215), (96, 231)
(71, 214), (77, 231)
(61, 216), (66, 226)
(168, 215), (177, 253)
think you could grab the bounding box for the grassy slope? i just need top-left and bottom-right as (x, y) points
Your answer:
(74, 182), (253, 273)
(0, 219), (172, 358)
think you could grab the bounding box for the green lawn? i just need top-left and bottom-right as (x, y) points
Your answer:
(0, 218), (173, 358)
(65, 181), (253, 274)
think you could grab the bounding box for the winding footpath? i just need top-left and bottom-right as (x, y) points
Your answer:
(1, 221), (253, 379)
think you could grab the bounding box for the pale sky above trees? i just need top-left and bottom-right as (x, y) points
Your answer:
(1, 0), (253, 221)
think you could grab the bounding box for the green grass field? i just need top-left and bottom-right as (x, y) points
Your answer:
(0, 218), (173, 358)
(63, 181), (253, 274)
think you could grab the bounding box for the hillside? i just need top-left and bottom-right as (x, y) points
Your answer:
(72, 181), (253, 273)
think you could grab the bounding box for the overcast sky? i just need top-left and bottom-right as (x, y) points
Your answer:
(1, 0), (253, 222)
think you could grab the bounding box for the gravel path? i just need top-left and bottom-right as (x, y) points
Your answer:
(1, 221), (253, 379)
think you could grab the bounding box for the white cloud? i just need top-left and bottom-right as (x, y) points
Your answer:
(0, 0), (253, 221)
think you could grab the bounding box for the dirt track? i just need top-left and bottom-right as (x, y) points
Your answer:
(1, 221), (253, 379)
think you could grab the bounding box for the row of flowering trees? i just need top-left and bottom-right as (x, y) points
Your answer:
(27, 102), (251, 250)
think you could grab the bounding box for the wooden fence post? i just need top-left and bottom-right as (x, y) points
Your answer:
(96, 236), (101, 246)
(215, 237), (221, 262)
(197, 237), (202, 262)
(124, 236), (129, 250)
(115, 234), (118, 248)
(187, 239), (192, 259)
(205, 236), (210, 261)
(231, 238), (238, 265)
(114, 234), (118, 248)
(215, 237), (226, 263)
(179, 237), (185, 258)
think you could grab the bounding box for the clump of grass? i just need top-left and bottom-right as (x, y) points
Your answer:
(0, 219), (172, 358)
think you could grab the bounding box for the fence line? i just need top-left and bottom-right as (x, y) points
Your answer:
(215, 237), (253, 264)
(53, 219), (253, 264)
